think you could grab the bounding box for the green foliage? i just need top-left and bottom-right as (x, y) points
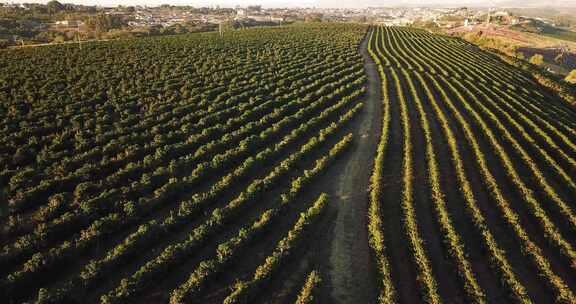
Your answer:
(368, 25), (576, 303)
(565, 69), (576, 84)
(529, 53), (544, 66)
(46, 1), (65, 14)
(84, 14), (126, 38)
(223, 193), (329, 304)
(295, 270), (322, 304)
(0, 23), (366, 303)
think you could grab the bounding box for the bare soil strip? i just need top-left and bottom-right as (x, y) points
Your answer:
(324, 34), (381, 304)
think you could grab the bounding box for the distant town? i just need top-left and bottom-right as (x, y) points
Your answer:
(1, 1), (575, 61)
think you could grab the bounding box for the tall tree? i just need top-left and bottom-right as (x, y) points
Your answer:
(565, 69), (576, 84)
(529, 53), (544, 66)
(46, 0), (64, 15)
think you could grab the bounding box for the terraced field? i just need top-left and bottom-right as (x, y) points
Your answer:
(1, 23), (575, 304)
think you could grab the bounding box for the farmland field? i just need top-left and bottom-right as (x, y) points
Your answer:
(368, 26), (576, 303)
(1, 23), (576, 304)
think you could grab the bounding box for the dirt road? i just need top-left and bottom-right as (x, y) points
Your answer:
(327, 33), (382, 304)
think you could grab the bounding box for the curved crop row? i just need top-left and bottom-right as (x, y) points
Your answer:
(222, 193), (330, 304)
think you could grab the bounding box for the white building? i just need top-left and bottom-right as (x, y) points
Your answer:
(236, 9), (247, 17)
(54, 20), (82, 27)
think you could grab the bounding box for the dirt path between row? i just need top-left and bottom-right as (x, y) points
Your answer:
(326, 33), (381, 304)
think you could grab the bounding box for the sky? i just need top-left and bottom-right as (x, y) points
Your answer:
(5, 0), (574, 8)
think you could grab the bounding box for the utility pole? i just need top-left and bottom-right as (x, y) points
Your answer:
(486, 1), (495, 26)
(77, 22), (82, 50)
